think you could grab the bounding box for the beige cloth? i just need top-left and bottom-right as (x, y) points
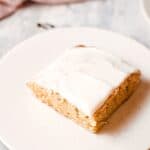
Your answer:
(0, 0), (82, 19)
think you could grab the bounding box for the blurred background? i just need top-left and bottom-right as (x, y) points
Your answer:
(0, 0), (150, 149)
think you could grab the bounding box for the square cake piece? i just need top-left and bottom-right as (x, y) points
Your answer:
(27, 46), (141, 133)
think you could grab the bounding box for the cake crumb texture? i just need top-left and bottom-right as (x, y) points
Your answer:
(27, 71), (140, 133)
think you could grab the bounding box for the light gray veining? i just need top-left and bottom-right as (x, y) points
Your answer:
(0, 0), (149, 149)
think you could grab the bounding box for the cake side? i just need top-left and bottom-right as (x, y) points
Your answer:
(34, 47), (139, 116)
(27, 70), (140, 133)
(93, 71), (141, 123)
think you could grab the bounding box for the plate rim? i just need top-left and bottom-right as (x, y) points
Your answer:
(0, 27), (150, 150)
(0, 27), (149, 66)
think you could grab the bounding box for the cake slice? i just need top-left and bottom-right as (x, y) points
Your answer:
(27, 46), (141, 133)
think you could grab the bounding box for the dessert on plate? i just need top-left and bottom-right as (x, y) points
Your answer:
(27, 46), (141, 133)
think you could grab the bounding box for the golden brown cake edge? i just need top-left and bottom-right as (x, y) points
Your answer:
(27, 71), (141, 133)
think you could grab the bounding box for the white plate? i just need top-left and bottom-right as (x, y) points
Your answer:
(140, 0), (150, 24)
(0, 28), (150, 150)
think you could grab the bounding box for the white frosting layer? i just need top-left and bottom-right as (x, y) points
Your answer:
(34, 47), (137, 116)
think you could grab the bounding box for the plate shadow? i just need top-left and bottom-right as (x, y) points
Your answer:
(100, 78), (150, 134)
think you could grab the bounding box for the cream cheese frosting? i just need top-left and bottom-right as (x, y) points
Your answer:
(34, 47), (137, 116)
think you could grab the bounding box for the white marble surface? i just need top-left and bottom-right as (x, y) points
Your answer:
(0, 0), (150, 149)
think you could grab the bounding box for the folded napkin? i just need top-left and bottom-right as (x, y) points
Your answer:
(0, 0), (81, 20)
